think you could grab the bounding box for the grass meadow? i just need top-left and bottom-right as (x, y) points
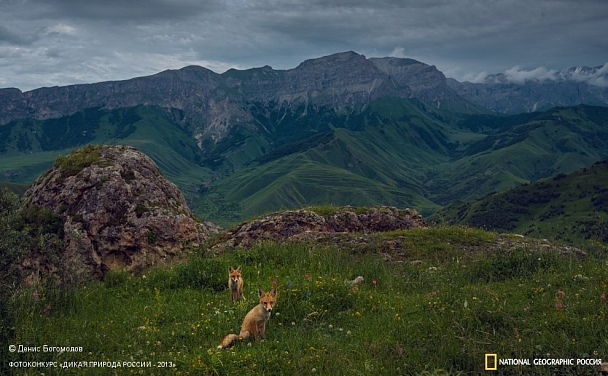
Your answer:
(3, 227), (608, 375)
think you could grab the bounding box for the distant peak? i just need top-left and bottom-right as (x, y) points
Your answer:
(178, 65), (216, 74)
(369, 56), (422, 66)
(150, 65), (219, 82)
(295, 51), (367, 69)
(153, 65), (215, 76)
(332, 51), (364, 59)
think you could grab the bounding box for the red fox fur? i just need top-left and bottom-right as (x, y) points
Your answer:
(228, 266), (245, 302)
(218, 288), (277, 349)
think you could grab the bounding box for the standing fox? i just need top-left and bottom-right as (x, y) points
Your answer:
(218, 288), (277, 349)
(228, 266), (245, 302)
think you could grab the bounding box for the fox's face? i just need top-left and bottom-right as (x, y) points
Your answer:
(229, 266), (242, 283)
(258, 288), (277, 313)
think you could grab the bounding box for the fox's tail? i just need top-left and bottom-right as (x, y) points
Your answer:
(217, 331), (251, 349)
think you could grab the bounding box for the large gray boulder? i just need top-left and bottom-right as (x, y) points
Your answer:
(21, 144), (215, 283)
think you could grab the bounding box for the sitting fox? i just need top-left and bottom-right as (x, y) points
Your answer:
(218, 288), (277, 349)
(228, 266), (245, 302)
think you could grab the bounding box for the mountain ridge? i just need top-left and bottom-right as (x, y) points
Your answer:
(0, 51), (474, 123)
(2, 52), (605, 122)
(2, 52), (608, 227)
(448, 63), (608, 113)
(1, 52), (482, 161)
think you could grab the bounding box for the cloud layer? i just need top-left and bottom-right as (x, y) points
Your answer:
(1, 0), (607, 90)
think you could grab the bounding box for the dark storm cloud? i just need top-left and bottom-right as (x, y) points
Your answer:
(0, 26), (24, 45)
(23, 0), (223, 20)
(0, 0), (606, 90)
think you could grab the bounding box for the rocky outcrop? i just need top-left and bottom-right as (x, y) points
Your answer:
(20, 145), (216, 283)
(208, 204), (586, 265)
(209, 206), (426, 253)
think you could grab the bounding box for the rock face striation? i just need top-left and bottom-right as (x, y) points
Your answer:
(21, 145), (215, 283)
(210, 206), (426, 253)
(0, 52), (467, 141)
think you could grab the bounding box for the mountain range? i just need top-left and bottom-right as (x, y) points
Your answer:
(449, 64), (608, 114)
(1, 51), (607, 227)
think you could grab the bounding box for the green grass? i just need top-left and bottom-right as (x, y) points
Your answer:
(54, 144), (106, 178)
(0, 182), (29, 196)
(3, 103), (608, 227)
(0, 106), (213, 220)
(200, 124), (445, 224)
(3, 227), (607, 375)
(433, 160), (608, 245)
(0, 151), (63, 184)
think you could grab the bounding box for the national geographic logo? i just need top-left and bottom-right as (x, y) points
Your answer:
(485, 354), (497, 371)
(485, 354), (604, 371)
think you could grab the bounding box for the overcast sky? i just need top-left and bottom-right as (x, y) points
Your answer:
(1, 0), (607, 91)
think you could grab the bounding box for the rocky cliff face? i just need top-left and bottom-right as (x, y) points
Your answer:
(275, 52), (410, 107)
(209, 206), (426, 253)
(20, 145), (216, 283)
(370, 57), (462, 104)
(1, 52), (606, 130)
(0, 52), (466, 142)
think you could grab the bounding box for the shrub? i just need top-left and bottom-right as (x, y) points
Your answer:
(54, 144), (106, 178)
(18, 205), (64, 238)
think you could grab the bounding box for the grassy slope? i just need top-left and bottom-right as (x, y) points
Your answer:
(199, 99), (457, 224)
(432, 160), (608, 244)
(200, 105), (608, 226)
(104, 108), (213, 195)
(0, 181), (28, 196)
(2, 102), (608, 228)
(201, 135), (442, 225)
(426, 106), (608, 205)
(4, 227), (607, 375)
(0, 106), (212, 209)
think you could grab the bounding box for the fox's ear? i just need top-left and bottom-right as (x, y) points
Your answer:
(258, 288), (265, 298)
(237, 266), (242, 272)
(270, 288), (277, 297)
(228, 266), (234, 272)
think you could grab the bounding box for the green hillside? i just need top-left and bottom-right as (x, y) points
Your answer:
(0, 105), (213, 204)
(197, 104), (608, 226)
(0, 181), (28, 196)
(433, 160), (608, 244)
(426, 106), (608, 204)
(196, 99), (458, 224)
(1, 101), (608, 228)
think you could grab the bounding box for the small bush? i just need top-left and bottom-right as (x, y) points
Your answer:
(54, 144), (105, 178)
(121, 169), (136, 183)
(18, 205), (64, 238)
(146, 230), (158, 244)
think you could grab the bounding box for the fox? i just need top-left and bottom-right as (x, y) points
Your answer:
(218, 287), (277, 349)
(228, 266), (245, 302)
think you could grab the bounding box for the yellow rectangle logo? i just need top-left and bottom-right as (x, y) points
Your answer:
(485, 354), (498, 370)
